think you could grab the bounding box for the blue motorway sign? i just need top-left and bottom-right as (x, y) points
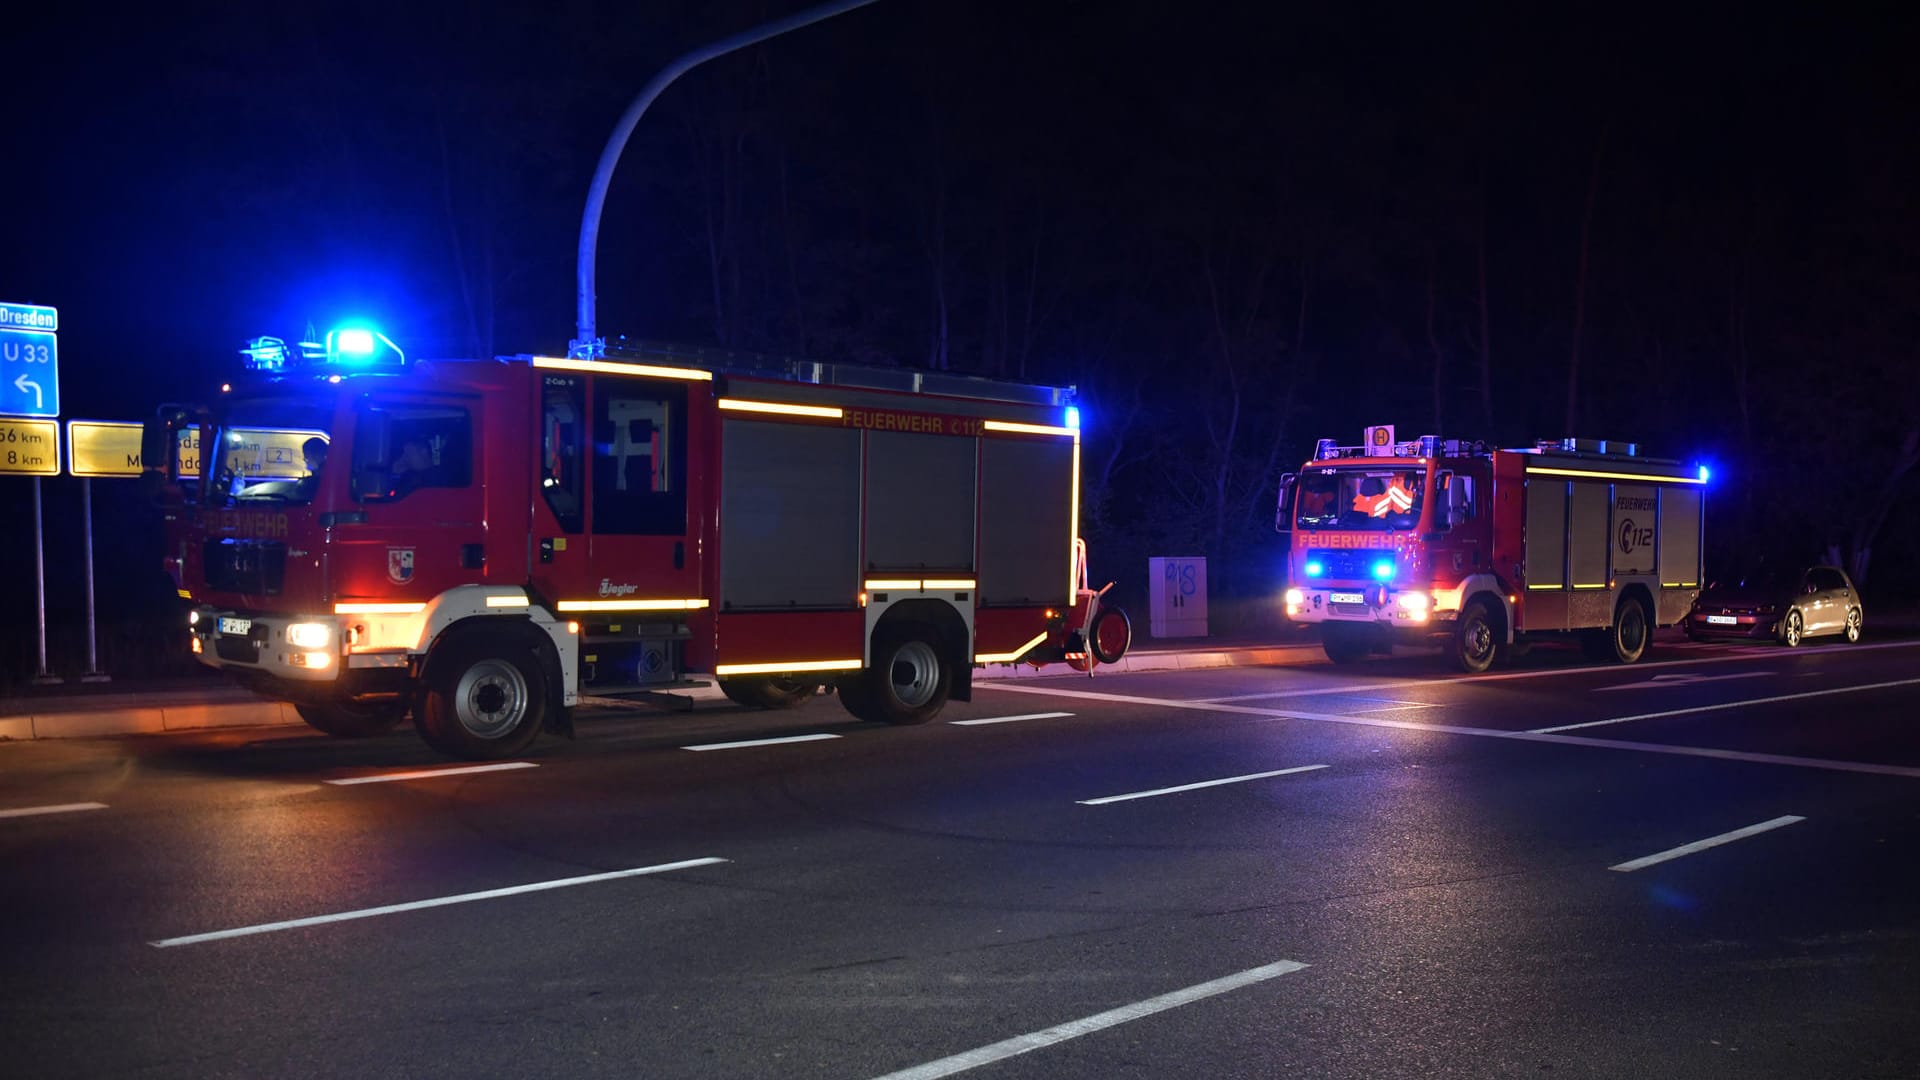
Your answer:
(0, 328), (60, 418)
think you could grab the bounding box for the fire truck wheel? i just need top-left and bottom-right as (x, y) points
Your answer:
(1322, 624), (1370, 665)
(1452, 601), (1498, 674)
(1607, 598), (1651, 663)
(294, 701), (407, 738)
(418, 637), (547, 759)
(862, 628), (952, 725)
(719, 677), (819, 710)
(1089, 606), (1132, 665)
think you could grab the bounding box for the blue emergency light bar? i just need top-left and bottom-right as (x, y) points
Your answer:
(239, 327), (404, 373)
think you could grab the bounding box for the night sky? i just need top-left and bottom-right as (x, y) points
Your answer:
(5, 1), (1918, 678)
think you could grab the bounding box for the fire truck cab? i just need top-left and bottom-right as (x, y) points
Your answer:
(1276, 426), (1706, 672)
(147, 330), (1129, 758)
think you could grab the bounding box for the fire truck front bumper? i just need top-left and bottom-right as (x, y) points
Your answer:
(188, 608), (351, 684)
(1284, 585), (1449, 631)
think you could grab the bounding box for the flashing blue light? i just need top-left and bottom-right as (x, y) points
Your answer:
(1698, 465), (1711, 483)
(1065, 405), (1081, 430)
(1370, 558), (1396, 581)
(239, 336), (289, 371)
(322, 326), (405, 367)
(1305, 559), (1326, 578)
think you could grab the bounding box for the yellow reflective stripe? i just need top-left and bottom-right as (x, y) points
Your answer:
(530, 356), (711, 381)
(718, 398), (843, 419)
(715, 659), (862, 676)
(1525, 465), (1704, 484)
(976, 632), (1049, 663)
(983, 420), (1075, 437)
(555, 599), (710, 612)
(334, 602), (427, 614)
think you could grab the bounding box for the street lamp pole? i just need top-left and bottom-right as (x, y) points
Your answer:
(571, 0), (885, 357)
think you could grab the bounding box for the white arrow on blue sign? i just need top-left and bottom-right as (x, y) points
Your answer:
(1, 327), (61, 418)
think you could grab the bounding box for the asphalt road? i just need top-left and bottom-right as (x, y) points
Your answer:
(4, 635), (1920, 1079)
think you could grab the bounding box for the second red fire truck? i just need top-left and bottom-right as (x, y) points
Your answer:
(147, 332), (1130, 758)
(1276, 425), (1706, 671)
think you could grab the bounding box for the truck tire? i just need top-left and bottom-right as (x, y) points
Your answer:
(1322, 624), (1370, 665)
(295, 701), (407, 738)
(1452, 600), (1499, 674)
(719, 676), (818, 710)
(1089, 606), (1132, 666)
(1607, 598), (1651, 664)
(416, 634), (548, 759)
(857, 626), (952, 725)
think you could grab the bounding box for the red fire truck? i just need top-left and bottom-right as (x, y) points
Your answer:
(1275, 425), (1706, 672)
(145, 331), (1130, 758)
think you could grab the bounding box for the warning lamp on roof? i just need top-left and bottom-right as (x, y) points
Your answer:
(324, 326), (404, 367)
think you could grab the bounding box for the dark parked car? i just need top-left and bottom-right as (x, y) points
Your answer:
(1686, 564), (1864, 646)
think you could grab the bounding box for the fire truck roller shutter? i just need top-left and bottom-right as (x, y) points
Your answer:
(865, 430), (975, 573)
(978, 436), (1074, 607)
(719, 419), (861, 609)
(1657, 486), (1703, 624)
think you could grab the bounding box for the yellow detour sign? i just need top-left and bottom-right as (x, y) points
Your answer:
(0, 418), (61, 476)
(67, 420), (145, 478)
(220, 427), (326, 480)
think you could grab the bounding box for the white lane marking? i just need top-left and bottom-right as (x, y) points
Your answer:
(868, 959), (1309, 1080)
(980, 682), (1920, 779)
(1594, 671), (1775, 692)
(0, 802), (109, 819)
(150, 857), (728, 948)
(1528, 677), (1920, 733)
(1192, 639), (1920, 702)
(682, 733), (842, 751)
(1609, 816), (1806, 872)
(1347, 699), (1439, 714)
(950, 712), (1074, 726)
(1078, 764), (1329, 805)
(325, 762), (539, 785)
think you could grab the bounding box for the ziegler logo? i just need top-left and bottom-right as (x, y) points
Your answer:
(1618, 518), (1654, 554)
(598, 579), (639, 597)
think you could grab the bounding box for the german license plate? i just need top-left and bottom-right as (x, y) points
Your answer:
(218, 616), (252, 635)
(1330, 591), (1365, 605)
(1705, 615), (1736, 626)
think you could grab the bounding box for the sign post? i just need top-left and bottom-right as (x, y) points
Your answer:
(3, 301), (63, 685)
(66, 420), (142, 683)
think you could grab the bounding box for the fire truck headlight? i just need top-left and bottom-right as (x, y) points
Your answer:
(297, 651), (332, 670)
(286, 622), (332, 649)
(1397, 593), (1430, 612)
(1285, 588), (1305, 606)
(1305, 560), (1326, 578)
(188, 610), (199, 627)
(1370, 558), (1396, 581)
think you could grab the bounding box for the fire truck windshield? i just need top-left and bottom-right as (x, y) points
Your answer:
(1294, 468), (1426, 531)
(203, 397), (333, 507)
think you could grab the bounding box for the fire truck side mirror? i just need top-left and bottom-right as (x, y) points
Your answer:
(1275, 473), (1297, 534)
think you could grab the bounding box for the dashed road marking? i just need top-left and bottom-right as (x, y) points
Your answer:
(683, 733), (842, 751)
(868, 959), (1309, 1080)
(1078, 764), (1329, 805)
(326, 762), (539, 785)
(0, 802), (108, 819)
(150, 857), (729, 948)
(1610, 815), (1805, 872)
(950, 712), (1074, 726)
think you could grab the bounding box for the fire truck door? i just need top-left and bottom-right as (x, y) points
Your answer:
(336, 399), (486, 603)
(529, 373), (591, 602)
(1432, 468), (1484, 572)
(581, 376), (700, 603)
